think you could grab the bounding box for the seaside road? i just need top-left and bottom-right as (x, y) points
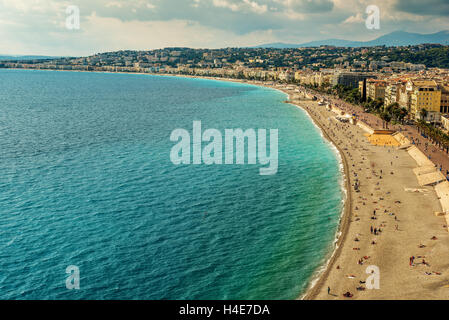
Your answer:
(312, 88), (449, 182)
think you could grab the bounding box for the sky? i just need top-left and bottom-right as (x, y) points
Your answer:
(0, 0), (448, 56)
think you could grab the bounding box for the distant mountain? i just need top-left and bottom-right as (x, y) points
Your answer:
(0, 55), (59, 61)
(253, 30), (449, 48)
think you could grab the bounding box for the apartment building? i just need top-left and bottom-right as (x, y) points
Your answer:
(398, 84), (412, 112)
(409, 80), (442, 121)
(384, 79), (408, 106)
(332, 72), (375, 89)
(440, 85), (449, 114)
(366, 79), (387, 101)
(385, 83), (399, 106)
(278, 70), (294, 82)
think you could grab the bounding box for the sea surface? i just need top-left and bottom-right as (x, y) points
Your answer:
(0, 69), (343, 299)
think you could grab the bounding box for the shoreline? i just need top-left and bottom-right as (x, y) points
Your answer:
(6, 68), (449, 299)
(293, 102), (352, 300)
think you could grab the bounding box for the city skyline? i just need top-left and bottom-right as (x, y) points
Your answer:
(1, 0), (449, 56)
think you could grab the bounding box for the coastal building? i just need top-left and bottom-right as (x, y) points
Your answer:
(385, 83), (399, 106)
(409, 80), (442, 122)
(314, 72), (333, 87)
(332, 71), (375, 89)
(358, 81), (364, 95)
(278, 70), (294, 82)
(440, 85), (449, 114)
(296, 71), (313, 85)
(296, 71), (333, 87)
(294, 71), (302, 82)
(366, 79), (386, 101)
(399, 83), (413, 112)
(384, 79), (408, 106)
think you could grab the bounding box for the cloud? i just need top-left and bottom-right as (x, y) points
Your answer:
(395, 0), (449, 16)
(65, 0), (282, 34)
(0, 0), (447, 55)
(211, 0), (267, 13)
(79, 14), (279, 54)
(212, 0), (240, 11)
(343, 12), (364, 24)
(287, 0), (334, 13)
(243, 0), (268, 14)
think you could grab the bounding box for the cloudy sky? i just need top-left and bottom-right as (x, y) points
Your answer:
(0, 0), (448, 56)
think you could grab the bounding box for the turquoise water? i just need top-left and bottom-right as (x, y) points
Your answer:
(0, 69), (343, 299)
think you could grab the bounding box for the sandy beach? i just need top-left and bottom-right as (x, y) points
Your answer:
(282, 91), (449, 300)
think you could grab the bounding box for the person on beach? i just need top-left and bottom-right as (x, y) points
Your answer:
(328, 287), (331, 295)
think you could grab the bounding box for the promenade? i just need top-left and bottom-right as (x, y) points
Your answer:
(305, 88), (449, 178)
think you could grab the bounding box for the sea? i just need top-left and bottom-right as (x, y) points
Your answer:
(0, 69), (343, 299)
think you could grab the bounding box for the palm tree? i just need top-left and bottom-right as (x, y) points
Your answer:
(380, 112), (392, 129)
(420, 108), (428, 121)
